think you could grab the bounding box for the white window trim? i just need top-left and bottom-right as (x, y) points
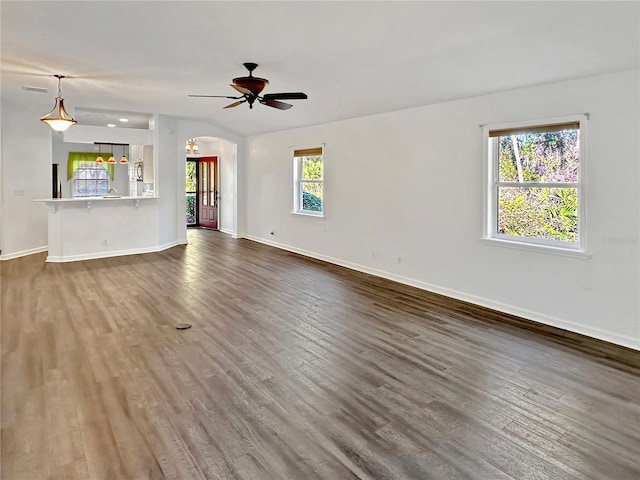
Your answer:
(291, 210), (326, 219)
(482, 114), (589, 255)
(292, 145), (325, 217)
(73, 162), (111, 198)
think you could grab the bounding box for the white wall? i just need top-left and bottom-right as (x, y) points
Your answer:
(0, 101), (52, 259)
(244, 69), (640, 349)
(218, 140), (238, 235)
(155, 115), (179, 247)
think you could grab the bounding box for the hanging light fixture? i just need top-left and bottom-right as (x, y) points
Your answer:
(95, 143), (104, 163)
(185, 138), (199, 155)
(120, 144), (128, 164)
(107, 145), (116, 163)
(40, 74), (77, 133)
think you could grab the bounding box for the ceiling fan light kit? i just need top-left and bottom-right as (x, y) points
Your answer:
(189, 62), (308, 111)
(232, 62), (268, 97)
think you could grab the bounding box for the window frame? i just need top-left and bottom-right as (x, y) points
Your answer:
(292, 146), (324, 217)
(72, 160), (110, 198)
(482, 114), (588, 257)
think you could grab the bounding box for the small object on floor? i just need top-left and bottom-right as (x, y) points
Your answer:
(175, 322), (192, 330)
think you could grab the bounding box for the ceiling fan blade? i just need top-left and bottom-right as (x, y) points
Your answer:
(223, 100), (246, 109)
(188, 95), (242, 99)
(264, 99), (293, 110)
(262, 92), (308, 101)
(230, 84), (252, 95)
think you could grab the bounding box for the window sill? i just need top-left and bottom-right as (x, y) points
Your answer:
(479, 237), (591, 259)
(291, 211), (325, 219)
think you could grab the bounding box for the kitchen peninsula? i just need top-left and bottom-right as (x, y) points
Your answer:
(35, 195), (162, 262)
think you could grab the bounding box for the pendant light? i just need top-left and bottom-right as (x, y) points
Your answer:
(40, 74), (77, 133)
(120, 144), (128, 164)
(107, 145), (116, 163)
(95, 143), (104, 163)
(186, 139), (199, 155)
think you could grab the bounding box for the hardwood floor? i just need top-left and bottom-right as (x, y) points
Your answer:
(1, 229), (639, 479)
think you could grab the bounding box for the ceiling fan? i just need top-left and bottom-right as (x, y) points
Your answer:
(189, 62), (308, 110)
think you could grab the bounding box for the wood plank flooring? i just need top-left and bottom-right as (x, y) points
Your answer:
(2, 228), (639, 479)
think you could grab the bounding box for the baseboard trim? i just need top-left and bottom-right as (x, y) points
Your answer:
(244, 234), (639, 351)
(0, 246), (48, 261)
(45, 241), (186, 263)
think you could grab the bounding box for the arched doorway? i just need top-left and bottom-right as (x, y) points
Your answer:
(185, 136), (236, 232)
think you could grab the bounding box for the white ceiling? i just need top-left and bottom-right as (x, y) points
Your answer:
(2, 1), (638, 137)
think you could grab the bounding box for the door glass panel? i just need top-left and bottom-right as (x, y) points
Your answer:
(201, 162), (207, 206)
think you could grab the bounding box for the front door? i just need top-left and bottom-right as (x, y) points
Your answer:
(198, 156), (218, 229)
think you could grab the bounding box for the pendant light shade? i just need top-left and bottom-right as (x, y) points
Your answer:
(96, 144), (104, 163)
(95, 143), (129, 164)
(119, 144), (128, 164)
(40, 75), (77, 133)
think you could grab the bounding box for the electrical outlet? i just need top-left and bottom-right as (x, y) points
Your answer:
(101, 239), (108, 246)
(396, 256), (402, 264)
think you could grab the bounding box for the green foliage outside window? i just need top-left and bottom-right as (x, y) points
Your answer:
(302, 191), (322, 211)
(186, 194), (196, 225)
(300, 155), (323, 212)
(302, 156), (322, 181)
(497, 130), (579, 242)
(186, 161), (197, 192)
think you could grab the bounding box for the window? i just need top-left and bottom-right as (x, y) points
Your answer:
(73, 161), (110, 197)
(293, 146), (324, 215)
(67, 152), (114, 198)
(484, 115), (586, 252)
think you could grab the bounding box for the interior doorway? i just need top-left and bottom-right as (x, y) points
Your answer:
(186, 156), (218, 229)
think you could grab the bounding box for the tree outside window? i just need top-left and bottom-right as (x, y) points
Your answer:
(486, 116), (585, 251)
(294, 147), (323, 215)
